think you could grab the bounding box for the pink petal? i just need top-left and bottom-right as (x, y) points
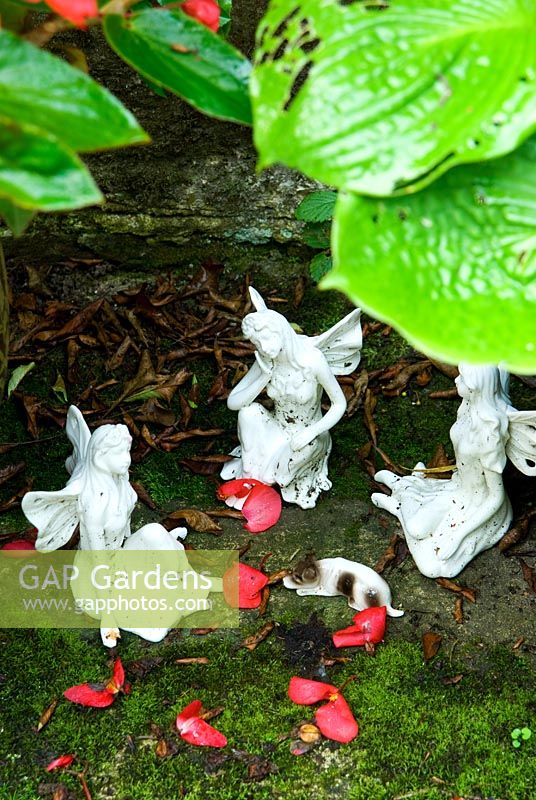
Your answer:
(63, 683), (115, 707)
(332, 627), (370, 648)
(223, 562), (268, 609)
(46, 754), (75, 771)
(216, 478), (261, 501)
(44, 0), (98, 27)
(315, 695), (359, 743)
(179, 716), (227, 747)
(112, 657), (124, 691)
(241, 483), (282, 533)
(1, 539), (36, 557)
(333, 606), (387, 648)
(176, 700), (203, 731)
(288, 677), (338, 705)
(180, 0), (220, 31)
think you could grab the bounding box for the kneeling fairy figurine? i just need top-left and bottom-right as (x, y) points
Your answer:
(283, 554), (404, 617)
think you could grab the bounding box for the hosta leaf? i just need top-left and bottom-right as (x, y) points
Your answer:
(104, 8), (252, 125)
(0, 119), (102, 211)
(326, 136), (536, 373)
(0, 29), (148, 152)
(252, 0), (536, 195)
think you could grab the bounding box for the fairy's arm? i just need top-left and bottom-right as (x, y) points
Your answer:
(291, 356), (346, 451)
(227, 355), (272, 411)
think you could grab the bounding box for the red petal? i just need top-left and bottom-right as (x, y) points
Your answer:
(46, 754), (75, 771)
(112, 657), (125, 690)
(180, 0), (220, 32)
(216, 478), (261, 501)
(63, 683), (115, 707)
(241, 483), (282, 533)
(288, 677), (338, 705)
(179, 717), (227, 747)
(333, 607), (387, 648)
(1, 539), (36, 556)
(176, 699), (203, 731)
(315, 695), (359, 743)
(223, 562), (268, 609)
(44, 0), (98, 27)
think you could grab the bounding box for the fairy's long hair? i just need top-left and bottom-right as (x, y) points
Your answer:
(459, 364), (510, 473)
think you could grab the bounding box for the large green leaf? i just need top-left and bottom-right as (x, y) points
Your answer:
(0, 29), (148, 153)
(252, 0), (536, 195)
(0, 119), (102, 211)
(326, 137), (536, 373)
(104, 8), (252, 125)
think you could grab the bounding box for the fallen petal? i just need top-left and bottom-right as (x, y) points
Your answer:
(63, 683), (115, 708)
(1, 539), (36, 556)
(46, 754), (75, 771)
(223, 562), (268, 609)
(242, 483), (282, 533)
(216, 478), (261, 501)
(288, 676), (338, 705)
(176, 699), (203, 731)
(315, 695), (358, 743)
(333, 606), (387, 648)
(179, 716), (227, 747)
(109, 657), (125, 692)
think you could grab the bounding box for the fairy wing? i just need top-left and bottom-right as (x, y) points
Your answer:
(506, 409), (536, 476)
(21, 486), (80, 552)
(309, 308), (362, 375)
(64, 405), (91, 478)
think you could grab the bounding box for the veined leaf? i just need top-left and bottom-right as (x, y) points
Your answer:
(0, 197), (35, 235)
(252, 0), (536, 195)
(104, 8), (252, 125)
(0, 28), (148, 152)
(7, 362), (35, 397)
(326, 136), (536, 373)
(0, 119), (102, 210)
(295, 190), (336, 223)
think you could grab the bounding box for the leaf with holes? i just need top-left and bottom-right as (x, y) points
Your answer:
(104, 8), (252, 125)
(326, 137), (536, 372)
(252, 0), (536, 195)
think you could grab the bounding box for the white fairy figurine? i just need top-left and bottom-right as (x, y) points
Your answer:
(22, 406), (137, 551)
(372, 364), (536, 579)
(221, 286), (362, 508)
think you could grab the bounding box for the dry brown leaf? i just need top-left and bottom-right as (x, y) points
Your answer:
(428, 388), (459, 400)
(513, 637), (525, 650)
(190, 628), (217, 636)
(174, 657), (210, 665)
(0, 462), (25, 486)
(518, 559), (536, 593)
(159, 428), (224, 451)
(164, 509), (222, 534)
(374, 533), (399, 574)
(436, 577), (476, 603)
(198, 706), (224, 723)
(36, 698), (59, 732)
(346, 370), (369, 418)
(266, 568), (291, 585)
(454, 597), (464, 624)
(381, 360), (431, 396)
(155, 738), (179, 759)
(242, 621), (275, 651)
(498, 514), (533, 552)
(180, 454), (232, 476)
(258, 585), (271, 616)
(363, 389), (378, 444)
(422, 631), (442, 661)
(442, 674), (463, 686)
(131, 482), (158, 510)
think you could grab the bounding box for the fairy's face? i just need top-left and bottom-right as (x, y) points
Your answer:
(244, 316), (283, 360)
(455, 373), (471, 399)
(93, 427), (132, 476)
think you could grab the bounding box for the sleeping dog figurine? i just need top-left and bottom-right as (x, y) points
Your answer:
(283, 554), (404, 617)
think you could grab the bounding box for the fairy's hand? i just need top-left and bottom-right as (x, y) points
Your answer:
(255, 350), (273, 374)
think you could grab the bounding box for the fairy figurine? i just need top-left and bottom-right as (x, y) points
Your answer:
(221, 287), (362, 508)
(22, 406), (138, 551)
(372, 364), (536, 578)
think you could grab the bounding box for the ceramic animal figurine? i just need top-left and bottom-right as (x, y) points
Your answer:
(221, 287), (362, 508)
(372, 364), (536, 579)
(283, 554), (404, 617)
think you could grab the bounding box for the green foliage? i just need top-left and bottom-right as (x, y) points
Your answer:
(6, 362), (35, 398)
(104, 8), (251, 125)
(295, 190), (337, 223)
(511, 727), (532, 748)
(309, 251), (332, 282)
(254, 0), (536, 368)
(295, 190), (335, 281)
(328, 136), (536, 372)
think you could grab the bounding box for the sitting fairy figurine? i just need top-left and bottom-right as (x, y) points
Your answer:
(221, 287), (362, 508)
(372, 364), (536, 578)
(22, 406), (137, 551)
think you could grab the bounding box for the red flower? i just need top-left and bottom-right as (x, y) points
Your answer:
(288, 677), (358, 744)
(180, 0), (220, 32)
(332, 606), (387, 649)
(24, 0), (98, 28)
(223, 562), (268, 609)
(46, 754), (75, 771)
(64, 658), (126, 707)
(217, 479), (282, 533)
(176, 700), (227, 747)
(1, 539), (35, 557)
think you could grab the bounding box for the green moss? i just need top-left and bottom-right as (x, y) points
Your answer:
(1, 631), (534, 800)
